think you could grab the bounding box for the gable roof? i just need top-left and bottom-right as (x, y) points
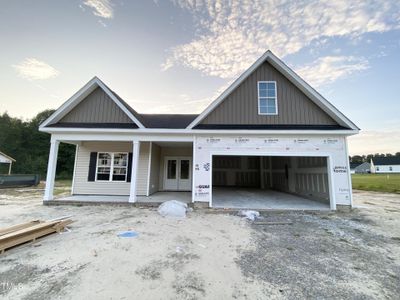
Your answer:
(40, 77), (146, 129)
(350, 162), (370, 169)
(372, 156), (400, 166)
(350, 162), (362, 169)
(0, 151), (16, 162)
(187, 50), (359, 131)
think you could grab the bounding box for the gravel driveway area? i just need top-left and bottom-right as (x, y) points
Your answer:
(0, 187), (399, 299)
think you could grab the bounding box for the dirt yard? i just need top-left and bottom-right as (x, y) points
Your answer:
(0, 186), (399, 300)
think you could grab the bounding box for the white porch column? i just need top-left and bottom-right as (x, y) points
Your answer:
(44, 139), (60, 201)
(129, 141), (140, 203)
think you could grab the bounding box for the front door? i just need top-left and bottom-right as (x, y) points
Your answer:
(164, 157), (192, 191)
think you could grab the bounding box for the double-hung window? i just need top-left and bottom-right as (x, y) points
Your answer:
(96, 152), (128, 182)
(258, 81), (277, 115)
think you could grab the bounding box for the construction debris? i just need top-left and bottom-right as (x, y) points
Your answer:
(238, 210), (261, 221)
(0, 217), (73, 254)
(158, 200), (188, 218)
(117, 230), (139, 238)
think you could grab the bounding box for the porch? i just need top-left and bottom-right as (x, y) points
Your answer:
(44, 138), (194, 203)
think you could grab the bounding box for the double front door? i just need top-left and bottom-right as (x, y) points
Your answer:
(164, 157), (192, 191)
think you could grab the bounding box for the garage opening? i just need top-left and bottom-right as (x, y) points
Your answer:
(211, 155), (331, 210)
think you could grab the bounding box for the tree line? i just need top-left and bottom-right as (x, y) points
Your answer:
(0, 110), (75, 179)
(350, 152), (400, 164)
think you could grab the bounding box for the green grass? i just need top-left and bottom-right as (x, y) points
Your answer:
(352, 174), (400, 194)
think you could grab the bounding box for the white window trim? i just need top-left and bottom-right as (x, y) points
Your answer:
(95, 152), (128, 182)
(257, 81), (278, 115)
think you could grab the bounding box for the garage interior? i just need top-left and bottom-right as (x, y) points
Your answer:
(212, 155), (331, 210)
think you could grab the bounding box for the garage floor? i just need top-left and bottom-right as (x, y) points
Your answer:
(212, 187), (330, 210)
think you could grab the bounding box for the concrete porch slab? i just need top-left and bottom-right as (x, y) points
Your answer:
(48, 192), (192, 206)
(212, 187), (330, 210)
(58, 195), (129, 202)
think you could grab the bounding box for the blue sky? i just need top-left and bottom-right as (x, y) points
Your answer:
(0, 0), (399, 155)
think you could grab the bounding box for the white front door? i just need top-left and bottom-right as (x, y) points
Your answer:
(164, 157), (192, 191)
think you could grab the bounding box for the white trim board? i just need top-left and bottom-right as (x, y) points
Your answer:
(39, 77), (145, 129)
(187, 50), (359, 130)
(42, 127), (358, 136)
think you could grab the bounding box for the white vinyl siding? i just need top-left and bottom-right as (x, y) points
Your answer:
(136, 142), (150, 195)
(149, 143), (161, 195)
(373, 165), (400, 173)
(72, 141), (150, 196)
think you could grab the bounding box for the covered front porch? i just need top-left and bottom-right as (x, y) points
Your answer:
(43, 135), (194, 205)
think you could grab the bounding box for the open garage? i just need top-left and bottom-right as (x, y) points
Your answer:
(211, 155), (332, 210)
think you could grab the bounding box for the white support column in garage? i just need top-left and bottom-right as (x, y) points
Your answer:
(44, 139), (60, 201)
(129, 141), (140, 203)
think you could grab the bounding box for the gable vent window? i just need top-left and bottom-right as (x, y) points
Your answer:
(258, 81), (277, 115)
(96, 152), (128, 182)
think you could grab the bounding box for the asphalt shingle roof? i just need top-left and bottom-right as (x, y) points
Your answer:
(372, 156), (400, 166)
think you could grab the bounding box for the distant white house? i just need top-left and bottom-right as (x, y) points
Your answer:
(371, 157), (400, 173)
(0, 151), (16, 175)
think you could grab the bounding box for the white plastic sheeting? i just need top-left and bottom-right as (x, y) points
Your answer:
(158, 200), (188, 218)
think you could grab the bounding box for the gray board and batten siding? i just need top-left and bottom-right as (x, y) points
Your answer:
(58, 87), (134, 124)
(200, 61), (339, 126)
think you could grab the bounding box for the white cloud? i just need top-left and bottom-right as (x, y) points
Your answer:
(83, 0), (113, 19)
(297, 56), (369, 87)
(165, 0), (400, 79)
(12, 58), (60, 81)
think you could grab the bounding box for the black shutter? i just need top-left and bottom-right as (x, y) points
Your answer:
(127, 152), (133, 182)
(88, 152), (98, 181)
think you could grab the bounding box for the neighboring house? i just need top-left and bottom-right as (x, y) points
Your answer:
(349, 163), (358, 174)
(0, 151), (15, 175)
(39, 50), (359, 210)
(371, 157), (400, 173)
(350, 162), (371, 174)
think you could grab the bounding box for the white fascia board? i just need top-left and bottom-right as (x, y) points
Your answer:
(41, 126), (359, 136)
(51, 132), (195, 143)
(0, 151), (16, 162)
(187, 50), (359, 131)
(39, 77), (99, 129)
(187, 52), (271, 129)
(266, 52), (359, 130)
(40, 77), (145, 129)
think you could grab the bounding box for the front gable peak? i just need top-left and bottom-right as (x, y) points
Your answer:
(40, 77), (145, 129)
(188, 51), (358, 131)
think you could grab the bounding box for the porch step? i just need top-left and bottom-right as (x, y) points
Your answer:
(44, 200), (194, 208)
(43, 200), (135, 206)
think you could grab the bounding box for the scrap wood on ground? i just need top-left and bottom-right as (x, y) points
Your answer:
(0, 217), (73, 254)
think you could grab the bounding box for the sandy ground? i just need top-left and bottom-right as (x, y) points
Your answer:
(0, 187), (399, 299)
